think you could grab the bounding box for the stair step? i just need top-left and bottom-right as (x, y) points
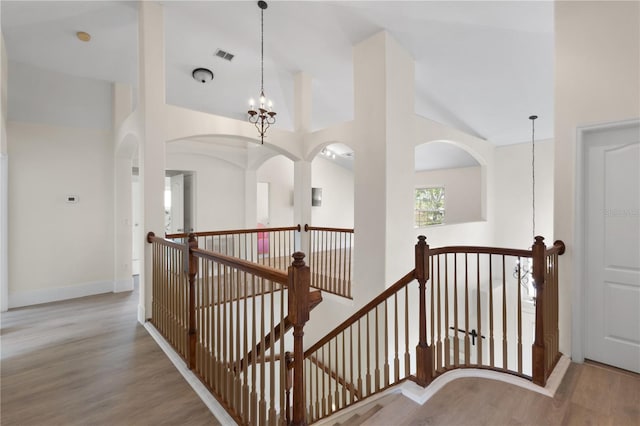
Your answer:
(359, 394), (419, 426)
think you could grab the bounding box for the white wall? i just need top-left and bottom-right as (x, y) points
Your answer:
(7, 61), (113, 130)
(165, 152), (246, 232)
(311, 157), (354, 228)
(555, 1), (640, 356)
(8, 122), (114, 307)
(415, 166), (482, 226)
(256, 155), (294, 227)
(1, 35), (8, 311)
(493, 139), (554, 249)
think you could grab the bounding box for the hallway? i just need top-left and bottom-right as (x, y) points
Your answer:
(1, 288), (219, 425)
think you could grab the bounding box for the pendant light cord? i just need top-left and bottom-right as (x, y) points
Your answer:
(260, 6), (264, 93)
(530, 115), (537, 240)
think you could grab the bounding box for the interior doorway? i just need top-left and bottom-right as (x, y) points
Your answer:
(576, 120), (640, 373)
(165, 170), (196, 234)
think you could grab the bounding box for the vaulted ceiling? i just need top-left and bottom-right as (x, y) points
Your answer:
(1, 1), (554, 148)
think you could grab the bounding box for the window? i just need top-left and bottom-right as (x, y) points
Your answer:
(415, 187), (445, 227)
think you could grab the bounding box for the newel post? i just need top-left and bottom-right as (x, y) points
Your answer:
(415, 235), (434, 386)
(531, 236), (547, 386)
(187, 233), (198, 370)
(288, 252), (310, 426)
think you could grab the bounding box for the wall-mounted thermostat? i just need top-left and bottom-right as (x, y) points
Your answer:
(66, 195), (79, 203)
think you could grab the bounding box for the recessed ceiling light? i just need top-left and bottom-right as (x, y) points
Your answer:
(76, 31), (91, 42)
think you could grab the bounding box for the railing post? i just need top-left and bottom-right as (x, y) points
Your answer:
(288, 252), (310, 426)
(187, 233), (198, 370)
(285, 351), (293, 426)
(531, 236), (546, 386)
(415, 235), (434, 387)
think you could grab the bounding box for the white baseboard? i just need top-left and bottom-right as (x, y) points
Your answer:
(8, 280), (114, 308)
(137, 303), (146, 324)
(114, 277), (134, 293)
(144, 322), (237, 425)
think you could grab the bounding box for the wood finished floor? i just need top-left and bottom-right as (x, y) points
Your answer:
(1, 288), (220, 426)
(2, 287), (639, 426)
(330, 361), (639, 426)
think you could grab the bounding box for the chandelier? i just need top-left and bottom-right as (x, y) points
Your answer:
(514, 115), (538, 301)
(247, 1), (276, 144)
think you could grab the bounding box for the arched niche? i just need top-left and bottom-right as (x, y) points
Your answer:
(310, 142), (355, 228)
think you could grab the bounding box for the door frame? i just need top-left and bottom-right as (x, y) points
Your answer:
(572, 118), (640, 363)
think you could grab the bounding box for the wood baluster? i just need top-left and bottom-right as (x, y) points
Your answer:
(334, 336), (339, 412)
(477, 253), (482, 366)
(250, 274), (257, 424)
(444, 254), (450, 369)
(188, 234), (198, 370)
(349, 325), (355, 403)
(436, 254), (442, 371)
(489, 254), (494, 368)
(269, 279), (276, 426)
(365, 312), (371, 395)
(358, 319), (363, 398)
(453, 254), (459, 367)
(384, 299), (390, 387)
(259, 277), (266, 425)
(342, 329), (347, 406)
(404, 285), (410, 377)
(464, 253), (470, 366)
(517, 256), (523, 374)
(502, 255), (507, 371)
(394, 293), (400, 382)
(531, 236), (547, 386)
(374, 306), (380, 392)
(321, 346), (327, 417)
(415, 235), (433, 386)
(347, 233), (352, 298)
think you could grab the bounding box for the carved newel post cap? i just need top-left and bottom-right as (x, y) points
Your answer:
(418, 235), (427, 243)
(534, 236), (545, 244)
(146, 231), (155, 243)
(292, 252), (306, 267)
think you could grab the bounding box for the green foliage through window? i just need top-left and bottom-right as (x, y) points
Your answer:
(415, 187), (445, 227)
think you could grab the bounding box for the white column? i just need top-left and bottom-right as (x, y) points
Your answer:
(293, 160), (312, 253)
(352, 32), (416, 300)
(138, 1), (167, 323)
(244, 169), (258, 228)
(293, 72), (313, 253)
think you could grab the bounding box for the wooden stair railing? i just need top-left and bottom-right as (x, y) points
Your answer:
(238, 290), (323, 372)
(148, 231), (316, 426)
(291, 235), (565, 423)
(304, 225), (354, 299)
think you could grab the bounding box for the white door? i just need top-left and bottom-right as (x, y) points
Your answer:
(584, 122), (640, 373)
(132, 176), (142, 276)
(169, 174), (184, 234)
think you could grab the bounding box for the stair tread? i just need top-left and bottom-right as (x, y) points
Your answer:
(359, 394), (419, 426)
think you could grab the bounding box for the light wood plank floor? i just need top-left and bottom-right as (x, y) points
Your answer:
(1, 288), (220, 426)
(332, 361), (639, 426)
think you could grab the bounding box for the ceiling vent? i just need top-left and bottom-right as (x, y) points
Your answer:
(215, 49), (235, 62)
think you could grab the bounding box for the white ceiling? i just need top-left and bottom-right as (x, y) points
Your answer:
(1, 0), (554, 150)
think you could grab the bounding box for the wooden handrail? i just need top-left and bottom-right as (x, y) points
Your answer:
(546, 240), (566, 256)
(429, 245), (532, 257)
(304, 224), (354, 233)
(147, 231), (186, 249)
(304, 270), (416, 358)
(166, 225), (301, 239)
(191, 247), (288, 285)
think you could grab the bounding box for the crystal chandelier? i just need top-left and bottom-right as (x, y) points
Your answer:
(247, 1), (276, 144)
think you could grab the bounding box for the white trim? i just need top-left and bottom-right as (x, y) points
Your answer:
(113, 277), (134, 293)
(320, 290), (355, 307)
(314, 356), (571, 425)
(8, 280), (114, 308)
(572, 118), (640, 364)
(144, 322), (237, 425)
(137, 303), (146, 324)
